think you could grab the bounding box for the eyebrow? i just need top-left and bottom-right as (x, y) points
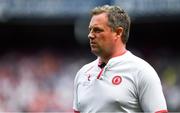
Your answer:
(89, 25), (101, 29)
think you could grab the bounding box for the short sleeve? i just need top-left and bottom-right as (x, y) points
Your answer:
(137, 66), (167, 112)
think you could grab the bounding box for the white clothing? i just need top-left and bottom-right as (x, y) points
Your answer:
(73, 51), (167, 113)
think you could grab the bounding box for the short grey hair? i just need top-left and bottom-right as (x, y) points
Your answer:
(91, 5), (131, 44)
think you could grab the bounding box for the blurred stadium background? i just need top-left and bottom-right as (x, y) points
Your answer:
(0, 0), (180, 112)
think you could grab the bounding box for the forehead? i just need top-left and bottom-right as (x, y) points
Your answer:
(89, 13), (109, 28)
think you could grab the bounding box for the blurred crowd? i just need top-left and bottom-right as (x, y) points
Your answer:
(0, 49), (89, 112)
(0, 48), (179, 112)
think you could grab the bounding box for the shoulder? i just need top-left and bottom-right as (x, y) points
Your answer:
(128, 52), (161, 87)
(127, 51), (156, 73)
(78, 59), (97, 74)
(74, 59), (98, 82)
(126, 51), (160, 82)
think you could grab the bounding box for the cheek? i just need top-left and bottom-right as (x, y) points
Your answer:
(97, 35), (107, 46)
(96, 33), (113, 47)
(101, 34), (114, 45)
(98, 40), (112, 52)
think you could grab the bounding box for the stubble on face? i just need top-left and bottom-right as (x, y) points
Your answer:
(88, 13), (115, 58)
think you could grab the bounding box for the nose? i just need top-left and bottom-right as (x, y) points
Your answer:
(88, 31), (95, 39)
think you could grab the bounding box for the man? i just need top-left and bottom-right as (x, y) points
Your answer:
(73, 5), (168, 113)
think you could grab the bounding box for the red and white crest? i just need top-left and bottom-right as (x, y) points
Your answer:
(112, 75), (122, 85)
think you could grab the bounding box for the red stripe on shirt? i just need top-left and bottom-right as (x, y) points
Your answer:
(155, 110), (168, 113)
(97, 68), (104, 79)
(74, 109), (80, 113)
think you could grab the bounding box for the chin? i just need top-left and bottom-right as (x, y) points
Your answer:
(91, 49), (100, 56)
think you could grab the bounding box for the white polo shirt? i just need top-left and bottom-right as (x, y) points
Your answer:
(73, 51), (167, 113)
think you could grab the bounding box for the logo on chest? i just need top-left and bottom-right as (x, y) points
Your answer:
(112, 75), (122, 85)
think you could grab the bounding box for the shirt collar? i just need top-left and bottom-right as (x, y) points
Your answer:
(97, 50), (128, 68)
(98, 59), (106, 69)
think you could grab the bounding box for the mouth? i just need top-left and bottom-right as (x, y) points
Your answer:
(90, 41), (96, 47)
(90, 40), (96, 44)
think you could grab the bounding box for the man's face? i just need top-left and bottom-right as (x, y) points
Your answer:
(88, 13), (116, 57)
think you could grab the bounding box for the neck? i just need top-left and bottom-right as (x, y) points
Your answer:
(100, 45), (127, 64)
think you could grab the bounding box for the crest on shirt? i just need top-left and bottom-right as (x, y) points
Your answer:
(112, 75), (122, 85)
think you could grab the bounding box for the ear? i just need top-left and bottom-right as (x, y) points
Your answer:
(115, 27), (123, 39)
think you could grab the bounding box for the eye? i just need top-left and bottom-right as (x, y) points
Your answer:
(94, 28), (102, 33)
(93, 28), (103, 33)
(89, 27), (104, 33)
